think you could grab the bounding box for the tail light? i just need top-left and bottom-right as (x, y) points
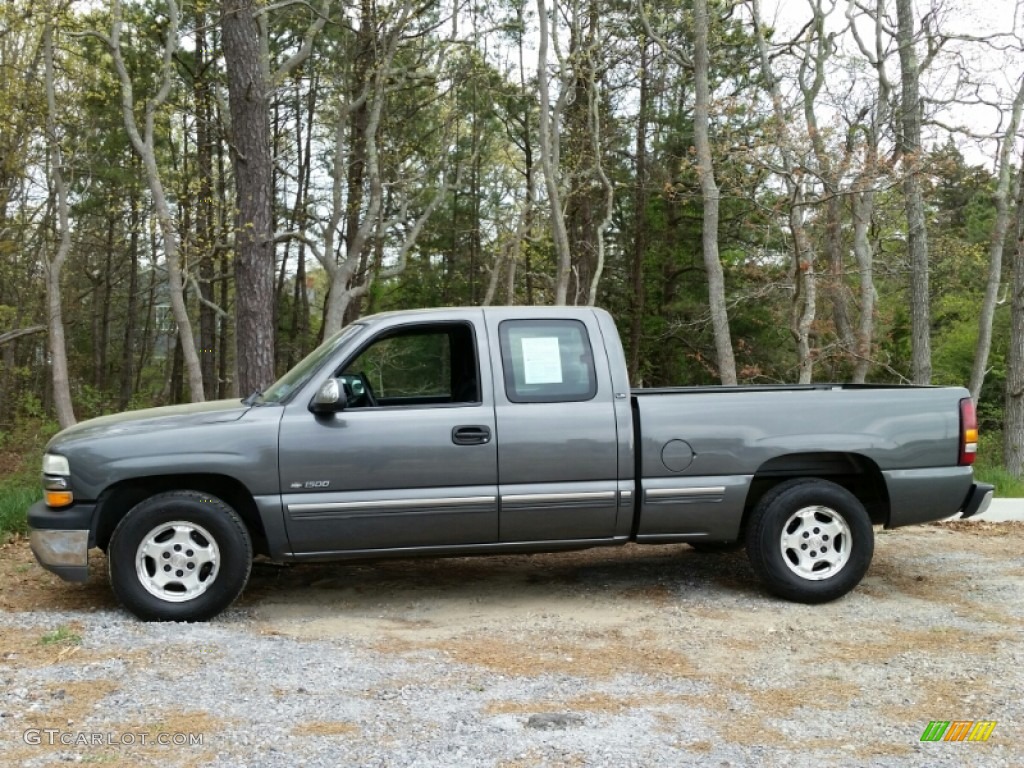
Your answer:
(959, 398), (977, 466)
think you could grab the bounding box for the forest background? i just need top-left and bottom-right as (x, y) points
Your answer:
(3, 0), (1024, 531)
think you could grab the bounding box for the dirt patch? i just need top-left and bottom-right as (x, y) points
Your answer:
(0, 535), (116, 613)
(0, 623), (121, 668)
(486, 692), (682, 715)
(420, 627), (693, 679)
(497, 750), (588, 768)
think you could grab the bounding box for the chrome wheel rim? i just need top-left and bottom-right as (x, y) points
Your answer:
(779, 505), (851, 581)
(135, 521), (220, 603)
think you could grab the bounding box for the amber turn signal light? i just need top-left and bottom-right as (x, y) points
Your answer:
(45, 490), (74, 507)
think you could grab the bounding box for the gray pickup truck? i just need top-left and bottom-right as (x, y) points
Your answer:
(28, 306), (993, 620)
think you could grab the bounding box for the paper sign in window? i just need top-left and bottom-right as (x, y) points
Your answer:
(520, 337), (563, 384)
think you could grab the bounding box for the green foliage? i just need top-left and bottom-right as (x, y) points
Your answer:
(974, 432), (1024, 498)
(0, 482), (37, 540)
(40, 626), (82, 646)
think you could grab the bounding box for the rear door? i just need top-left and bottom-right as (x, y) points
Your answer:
(486, 311), (621, 542)
(279, 316), (498, 553)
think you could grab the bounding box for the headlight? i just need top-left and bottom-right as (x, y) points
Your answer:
(43, 453), (70, 475)
(42, 453), (73, 507)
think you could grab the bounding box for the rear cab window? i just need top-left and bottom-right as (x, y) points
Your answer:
(498, 319), (597, 403)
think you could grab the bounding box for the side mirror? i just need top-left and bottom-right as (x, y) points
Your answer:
(311, 378), (348, 415)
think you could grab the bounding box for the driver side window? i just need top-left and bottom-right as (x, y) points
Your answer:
(340, 322), (480, 408)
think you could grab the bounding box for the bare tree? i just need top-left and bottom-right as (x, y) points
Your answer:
(585, 9), (614, 307)
(795, 1), (857, 369)
(101, 0), (205, 401)
(638, 0), (737, 383)
(290, 0), (447, 335)
(692, 0), (737, 384)
(1004, 162), (1024, 475)
(846, 0), (894, 384)
(895, 0), (934, 385)
(537, 0), (573, 304)
(751, 0), (820, 383)
(969, 74), (1024, 402)
(43, 16), (75, 427)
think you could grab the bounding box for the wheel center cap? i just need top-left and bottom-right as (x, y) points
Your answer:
(170, 552), (188, 569)
(810, 536), (824, 551)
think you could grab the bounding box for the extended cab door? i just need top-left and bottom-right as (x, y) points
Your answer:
(485, 311), (623, 542)
(278, 316), (498, 554)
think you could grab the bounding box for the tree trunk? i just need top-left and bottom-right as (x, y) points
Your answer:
(216, 121), (234, 398)
(970, 78), (1024, 402)
(693, 0), (736, 384)
(536, 0), (573, 305)
(99, 215), (114, 391)
(751, 0), (817, 382)
(110, 0), (205, 401)
(43, 19), (75, 428)
(119, 178), (140, 409)
(196, 10), (218, 399)
(851, 186), (876, 384)
(895, 0), (931, 384)
(1004, 163), (1024, 475)
(628, 38), (649, 383)
(221, 0), (276, 395)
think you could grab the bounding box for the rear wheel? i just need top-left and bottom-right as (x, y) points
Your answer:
(108, 491), (252, 621)
(745, 479), (873, 603)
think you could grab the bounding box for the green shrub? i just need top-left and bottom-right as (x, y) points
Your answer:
(0, 480), (38, 540)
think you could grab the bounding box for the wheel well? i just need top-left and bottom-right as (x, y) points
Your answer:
(741, 452), (890, 533)
(94, 474), (269, 556)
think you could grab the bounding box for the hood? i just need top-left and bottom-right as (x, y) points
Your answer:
(49, 399), (254, 448)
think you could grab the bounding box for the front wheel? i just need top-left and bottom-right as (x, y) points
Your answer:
(745, 479), (873, 604)
(108, 491), (252, 621)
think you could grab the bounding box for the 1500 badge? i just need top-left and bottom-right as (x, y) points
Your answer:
(289, 481), (331, 489)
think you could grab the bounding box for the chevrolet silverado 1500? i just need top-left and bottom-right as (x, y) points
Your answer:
(28, 306), (993, 620)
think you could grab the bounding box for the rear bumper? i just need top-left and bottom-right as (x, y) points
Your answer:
(27, 500), (94, 583)
(959, 483), (995, 520)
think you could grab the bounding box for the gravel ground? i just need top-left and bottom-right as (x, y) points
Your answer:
(1, 521), (1021, 767)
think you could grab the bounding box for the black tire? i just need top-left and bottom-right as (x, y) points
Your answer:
(107, 491), (252, 621)
(689, 541), (743, 553)
(745, 478), (873, 604)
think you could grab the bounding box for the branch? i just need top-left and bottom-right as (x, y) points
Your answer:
(187, 274), (231, 318)
(635, 0), (692, 69)
(271, 0), (330, 85)
(274, 230), (325, 264)
(377, 183), (449, 280)
(0, 325), (45, 346)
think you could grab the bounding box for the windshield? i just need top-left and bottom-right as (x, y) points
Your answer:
(258, 324), (363, 404)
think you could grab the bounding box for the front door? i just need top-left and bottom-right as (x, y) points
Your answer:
(279, 319), (498, 554)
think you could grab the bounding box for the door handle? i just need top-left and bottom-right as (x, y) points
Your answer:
(452, 425), (491, 445)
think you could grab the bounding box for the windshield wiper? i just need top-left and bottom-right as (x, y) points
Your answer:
(242, 388), (263, 406)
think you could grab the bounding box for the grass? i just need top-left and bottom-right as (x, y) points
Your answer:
(0, 479), (38, 541)
(40, 625), (82, 646)
(0, 417), (55, 540)
(974, 464), (1024, 498)
(975, 431), (1024, 498)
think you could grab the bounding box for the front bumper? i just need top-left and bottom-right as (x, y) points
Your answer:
(27, 499), (95, 583)
(960, 482), (995, 520)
